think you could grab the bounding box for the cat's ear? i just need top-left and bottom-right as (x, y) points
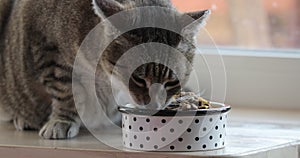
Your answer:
(182, 10), (211, 37)
(92, 0), (124, 18)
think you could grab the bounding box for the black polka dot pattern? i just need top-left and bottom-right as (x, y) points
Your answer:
(178, 137), (183, 142)
(170, 128), (174, 133)
(146, 136), (150, 141)
(170, 146), (175, 150)
(121, 113), (228, 151)
(186, 128), (192, 133)
(146, 118), (150, 123)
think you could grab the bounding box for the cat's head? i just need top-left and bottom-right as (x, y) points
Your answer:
(93, 0), (210, 108)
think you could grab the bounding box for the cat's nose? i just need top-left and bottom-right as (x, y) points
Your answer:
(147, 83), (167, 109)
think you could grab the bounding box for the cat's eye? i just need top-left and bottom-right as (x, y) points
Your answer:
(131, 75), (146, 87)
(164, 80), (180, 90)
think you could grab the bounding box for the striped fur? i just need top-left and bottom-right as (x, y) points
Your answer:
(0, 0), (208, 139)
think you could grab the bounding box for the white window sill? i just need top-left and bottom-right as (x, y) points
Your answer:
(0, 107), (299, 158)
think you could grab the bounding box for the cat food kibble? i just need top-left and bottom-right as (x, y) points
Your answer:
(165, 92), (211, 110)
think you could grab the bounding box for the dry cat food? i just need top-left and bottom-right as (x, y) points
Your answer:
(165, 92), (211, 110)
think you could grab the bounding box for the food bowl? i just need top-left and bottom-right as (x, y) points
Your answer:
(118, 102), (231, 151)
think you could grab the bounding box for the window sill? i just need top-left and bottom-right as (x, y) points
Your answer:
(0, 107), (299, 158)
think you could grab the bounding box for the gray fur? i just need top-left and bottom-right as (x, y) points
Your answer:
(0, 0), (209, 139)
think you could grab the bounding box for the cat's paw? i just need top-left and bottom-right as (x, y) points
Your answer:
(13, 117), (32, 131)
(39, 119), (80, 139)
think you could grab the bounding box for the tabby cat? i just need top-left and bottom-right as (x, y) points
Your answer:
(0, 0), (209, 139)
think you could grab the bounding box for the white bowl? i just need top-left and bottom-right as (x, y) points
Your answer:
(119, 102), (231, 151)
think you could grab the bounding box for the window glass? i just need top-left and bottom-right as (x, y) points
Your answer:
(172, 0), (300, 49)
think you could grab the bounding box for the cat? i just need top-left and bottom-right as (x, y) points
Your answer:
(0, 0), (209, 139)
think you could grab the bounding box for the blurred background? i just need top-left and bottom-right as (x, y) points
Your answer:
(172, 0), (300, 110)
(172, 0), (300, 50)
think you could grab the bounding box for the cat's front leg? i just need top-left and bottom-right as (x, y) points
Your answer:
(38, 63), (80, 139)
(39, 99), (81, 139)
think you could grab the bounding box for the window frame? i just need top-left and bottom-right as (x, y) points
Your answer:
(187, 47), (300, 110)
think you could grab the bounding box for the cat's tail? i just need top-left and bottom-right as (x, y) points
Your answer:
(0, 0), (14, 38)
